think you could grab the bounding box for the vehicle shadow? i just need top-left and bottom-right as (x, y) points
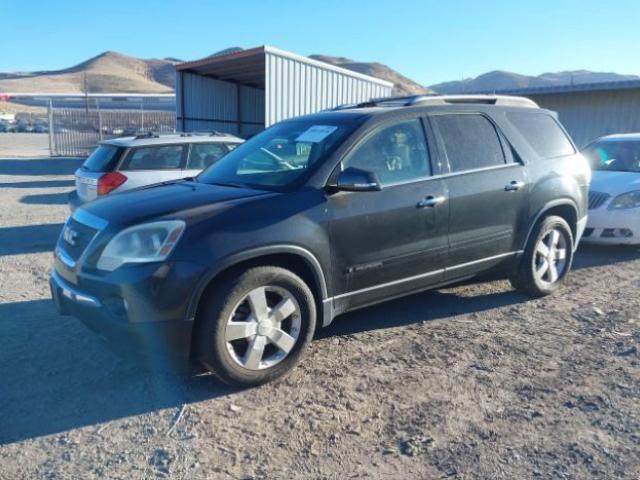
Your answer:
(573, 244), (639, 270)
(20, 192), (70, 205)
(0, 299), (237, 445)
(319, 285), (528, 339)
(0, 179), (75, 189)
(0, 157), (83, 176)
(0, 223), (64, 256)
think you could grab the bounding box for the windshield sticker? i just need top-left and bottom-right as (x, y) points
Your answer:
(295, 125), (338, 143)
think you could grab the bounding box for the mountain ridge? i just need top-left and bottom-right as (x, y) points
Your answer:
(430, 69), (640, 94)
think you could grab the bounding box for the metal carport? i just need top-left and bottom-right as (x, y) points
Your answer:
(175, 46), (393, 137)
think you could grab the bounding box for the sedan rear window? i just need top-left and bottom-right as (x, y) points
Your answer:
(81, 145), (122, 172)
(507, 112), (575, 159)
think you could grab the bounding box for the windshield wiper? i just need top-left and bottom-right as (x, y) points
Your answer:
(209, 181), (246, 188)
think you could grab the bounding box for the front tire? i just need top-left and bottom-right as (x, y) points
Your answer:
(510, 215), (574, 297)
(195, 266), (316, 387)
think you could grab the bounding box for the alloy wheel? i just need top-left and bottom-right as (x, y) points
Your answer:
(534, 227), (568, 286)
(224, 286), (302, 370)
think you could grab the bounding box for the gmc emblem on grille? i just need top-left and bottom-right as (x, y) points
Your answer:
(63, 226), (78, 246)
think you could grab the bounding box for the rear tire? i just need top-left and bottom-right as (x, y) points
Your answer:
(195, 266), (316, 387)
(510, 215), (574, 297)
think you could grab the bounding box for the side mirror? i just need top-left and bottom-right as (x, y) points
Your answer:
(334, 167), (382, 192)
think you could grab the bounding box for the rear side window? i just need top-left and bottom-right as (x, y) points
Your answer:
(431, 114), (506, 172)
(188, 143), (229, 169)
(507, 112), (575, 158)
(121, 145), (185, 170)
(82, 145), (122, 172)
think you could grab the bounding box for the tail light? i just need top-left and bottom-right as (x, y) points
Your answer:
(97, 172), (127, 195)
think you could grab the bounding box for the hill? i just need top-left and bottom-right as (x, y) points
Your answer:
(430, 70), (640, 94)
(0, 51), (178, 94)
(309, 55), (431, 96)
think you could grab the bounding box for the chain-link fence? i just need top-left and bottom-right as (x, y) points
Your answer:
(49, 105), (176, 156)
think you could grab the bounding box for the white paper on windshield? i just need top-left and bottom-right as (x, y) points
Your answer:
(295, 125), (337, 143)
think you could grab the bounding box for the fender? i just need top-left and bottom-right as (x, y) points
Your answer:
(522, 198), (580, 251)
(185, 244), (330, 324)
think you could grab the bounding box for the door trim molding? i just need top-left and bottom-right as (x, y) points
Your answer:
(329, 250), (522, 302)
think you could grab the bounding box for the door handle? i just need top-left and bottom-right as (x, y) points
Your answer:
(504, 180), (525, 192)
(417, 195), (446, 208)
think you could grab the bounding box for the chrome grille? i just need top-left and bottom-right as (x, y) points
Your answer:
(588, 191), (610, 210)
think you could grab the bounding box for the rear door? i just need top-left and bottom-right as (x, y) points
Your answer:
(75, 144), (123, 202)
(328, 117), (449, 310)
(183, 142), (231, 177)
(117, 144), (187, 192)
(429, 112), (529, 279)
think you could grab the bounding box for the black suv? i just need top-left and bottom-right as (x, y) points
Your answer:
(50, 95), (590, 387)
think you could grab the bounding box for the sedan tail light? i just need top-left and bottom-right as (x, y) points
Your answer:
(97, 172), (127, 195)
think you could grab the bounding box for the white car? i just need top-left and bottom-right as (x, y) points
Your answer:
(69, 132), (244, 210)
(582, 134), (640, 244)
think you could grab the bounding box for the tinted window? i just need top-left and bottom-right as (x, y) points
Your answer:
(507, 112), (575, 158)
(432, 114), (506, 172)
(121, 145), (184, 170)
(82, 145), (122, 172)
(188, 143), (229, 169)
(343, 118), (430, 185)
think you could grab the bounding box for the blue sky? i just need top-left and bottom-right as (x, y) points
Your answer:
(3, 0), (640, 85)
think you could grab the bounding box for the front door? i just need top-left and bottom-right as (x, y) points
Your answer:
(429, 112), (529, 279)
(327, 117), (449, 310)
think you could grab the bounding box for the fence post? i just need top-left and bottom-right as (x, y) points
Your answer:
(97, 97), (103, 141)
(47, 99), (55, 156)
(141, 98), (145, 131)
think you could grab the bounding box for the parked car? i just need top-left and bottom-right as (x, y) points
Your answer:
(582, 134), (640, 244)
(51, 95), (590, 387)
(68, 132), (244, 210)
(34, 123), (49, 133)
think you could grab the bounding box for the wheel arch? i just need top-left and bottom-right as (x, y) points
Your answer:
(523, 200), (579, 250)
(186, 246), (331, 335)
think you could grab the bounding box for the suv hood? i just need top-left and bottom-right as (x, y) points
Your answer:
(591, 170), (640, 196)
(78, 181), (273, 227)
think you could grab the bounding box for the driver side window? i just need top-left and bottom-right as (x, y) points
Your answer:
(342, 118), (430, 185)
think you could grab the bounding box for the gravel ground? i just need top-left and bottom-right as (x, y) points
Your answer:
(0, 133), (51, 158)
(0, 156), (639, 479)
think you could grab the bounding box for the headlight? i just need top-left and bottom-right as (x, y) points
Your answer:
(608, 190), (640, 210)
(97, 220), (185, 271)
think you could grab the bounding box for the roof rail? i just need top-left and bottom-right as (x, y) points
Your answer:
(134, 131), (160, 140)
(332, 94), (539, 110)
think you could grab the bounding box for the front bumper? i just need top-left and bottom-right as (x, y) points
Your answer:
(50, 263), (200, 363)
(583, 207), (640, 245)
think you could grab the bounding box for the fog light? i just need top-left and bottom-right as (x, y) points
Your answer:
(601, 228), (633, 238)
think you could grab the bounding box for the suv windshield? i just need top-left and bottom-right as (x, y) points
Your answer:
(198, 120), (358, 189)
(81, 145), (122, 172)
(583, 140), (640, 172)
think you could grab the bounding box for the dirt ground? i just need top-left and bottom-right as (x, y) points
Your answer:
(0, 155), (639, 480)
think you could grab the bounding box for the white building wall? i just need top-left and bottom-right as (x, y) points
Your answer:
(264, 50), (392, 127)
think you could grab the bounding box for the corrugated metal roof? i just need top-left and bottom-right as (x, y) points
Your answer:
(176, 45), (393, 89)
(476, 79), (640, 96)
